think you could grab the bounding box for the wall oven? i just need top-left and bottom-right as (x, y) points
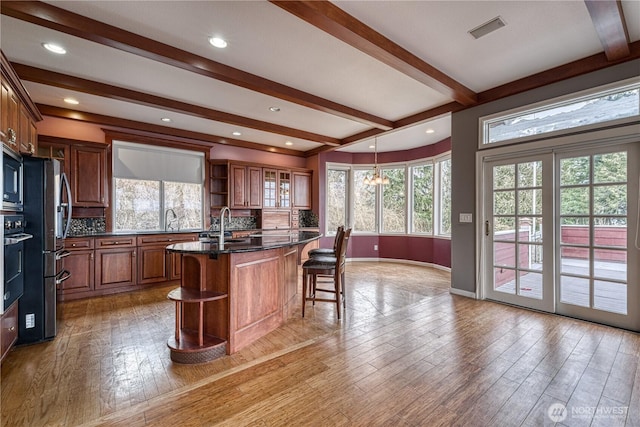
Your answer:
(3, 214), (33, 311)
(2, 144), (23, 211)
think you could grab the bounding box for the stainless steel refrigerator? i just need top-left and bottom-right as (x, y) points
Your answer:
(18, 157), (72, 344)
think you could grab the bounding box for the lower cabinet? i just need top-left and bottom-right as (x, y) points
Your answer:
(95, 247), (137, 290)
(1, 302), (18, 363)
(60, 233), (197, 301)
(62, 237), (95, 295)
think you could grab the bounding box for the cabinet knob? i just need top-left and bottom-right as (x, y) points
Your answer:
(9, 326), (15, 332)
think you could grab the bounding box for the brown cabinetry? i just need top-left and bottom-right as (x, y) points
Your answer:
(38, 137), (108, 208)
(1, 302), (18, 364)
(95, 237), (137, 290)
(209, 161), (229, 211)
(230, 163), (262, 209)
(1, 52), (41, 153)
(62, 237), (95, 296)
(137, 234), (197, 285)
(60, 233), (198, 301)
(292, 171), (312, 209)
(71, 145), (108, 207)
(263, 168), (291, 209)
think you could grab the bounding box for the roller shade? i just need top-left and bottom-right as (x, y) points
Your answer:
(113, 141), (204, 183)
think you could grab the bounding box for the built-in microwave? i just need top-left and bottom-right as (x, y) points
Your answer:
(2, 144), (23, 211)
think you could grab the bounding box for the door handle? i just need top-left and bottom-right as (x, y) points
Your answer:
(485, 220), (490, 237)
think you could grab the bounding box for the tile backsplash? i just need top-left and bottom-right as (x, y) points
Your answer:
(69, 217), (106, 236)
(69, 210), (317, 236)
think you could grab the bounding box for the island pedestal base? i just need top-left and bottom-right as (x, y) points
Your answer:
(167, 245), (299, 364)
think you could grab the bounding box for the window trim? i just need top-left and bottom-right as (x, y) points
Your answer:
(112, 140), (205, 232)
(325, 151), (451, 238)
(478, 77), (640, 150)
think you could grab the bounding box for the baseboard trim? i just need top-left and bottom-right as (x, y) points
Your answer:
(449, 287), (477, 299)
(347, 257), (451, 272)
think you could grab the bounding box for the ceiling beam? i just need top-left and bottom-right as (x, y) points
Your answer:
(584, 0), (630, 61)
(1, 1), (393, 131)
(270, 0), (478, 106)
(36, 104), (306, 156)
(13, 63), (341, 146)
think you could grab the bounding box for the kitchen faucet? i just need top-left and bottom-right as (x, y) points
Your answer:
(165, 208), (179, 231)
(219, 206), (231, 243)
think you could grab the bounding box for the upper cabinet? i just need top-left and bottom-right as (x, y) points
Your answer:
(230, 163), (262, 209)
(71, 145), (108, 207)
(292, 171), (312, 209)
(209, 159), (312, 216)
(38, 137), (109, 208)
(1, 51), (42, 155)
(263, 168), (291, 209)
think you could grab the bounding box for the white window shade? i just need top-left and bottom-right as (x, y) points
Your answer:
(113, 141), (204, 183)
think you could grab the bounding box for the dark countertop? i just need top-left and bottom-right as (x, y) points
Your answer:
(166, 230), (321, 255)
(68, 228), (319, 238)
(68, 229), (201, 238)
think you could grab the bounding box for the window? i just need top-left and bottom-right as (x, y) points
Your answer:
(412, 163), (433, 233)
(438, 158), (452, 235)
(326, 153), (450, 237)
(481, 79), (639, 147)
(326, 168), (348, 234)
(353, 169), (376, 233)
(113, 141), (204, 231)
(381, 167), (406, 233)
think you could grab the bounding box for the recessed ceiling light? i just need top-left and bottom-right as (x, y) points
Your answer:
(209, 37), (227, 48)
(269, 106), (280, 112)
(369, 145), (375, 149)
(285, 141), (293, 146)
(425, 128), (435, 134)
(63, 98), (79, 105)
(161, 117), (172, 122)
(232, 131), (242, 136)
(42, 43), (66, 54)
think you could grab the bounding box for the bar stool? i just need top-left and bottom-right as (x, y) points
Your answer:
(302, 228), (351, 319)
(308, 225), (343, 258)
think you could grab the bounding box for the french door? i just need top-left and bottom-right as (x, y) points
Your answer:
(483, 153), (554, 312)
(483, 142), (640, 330)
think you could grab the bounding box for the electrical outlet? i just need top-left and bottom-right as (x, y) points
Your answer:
(25, 313), (35, 329)
(374, 244), (378, 251)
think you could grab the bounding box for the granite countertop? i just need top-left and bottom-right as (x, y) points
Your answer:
(166, 230), (322, 255)
(67, 229), (203, 238)
(68, 227), (319, 239)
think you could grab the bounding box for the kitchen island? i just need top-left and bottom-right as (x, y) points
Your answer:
(165, 230), (321, 363)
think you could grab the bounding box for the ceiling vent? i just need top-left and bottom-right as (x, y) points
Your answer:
(468, 16), (506, 39)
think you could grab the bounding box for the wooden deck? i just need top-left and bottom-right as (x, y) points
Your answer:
(495, 258), (628, 315)
(1, 262), (638, 426)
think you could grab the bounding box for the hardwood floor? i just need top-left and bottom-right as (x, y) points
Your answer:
(1, 262), (638, 426)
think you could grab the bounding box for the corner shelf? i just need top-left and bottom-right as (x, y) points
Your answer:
(209, 160), (229, 211)
(167, 287), (228, 364)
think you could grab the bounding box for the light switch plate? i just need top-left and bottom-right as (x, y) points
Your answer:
(459, 213), (473, 223)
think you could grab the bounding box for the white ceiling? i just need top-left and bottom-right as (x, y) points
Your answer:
(1, 1), (639, 154)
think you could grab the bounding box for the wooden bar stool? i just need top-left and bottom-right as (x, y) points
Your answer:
(308, 225), (343, 258)
(302, 229), (351, 319)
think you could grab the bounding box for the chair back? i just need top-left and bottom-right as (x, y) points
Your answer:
(336, 228), (351, 270)
(332, 225), (345, 252)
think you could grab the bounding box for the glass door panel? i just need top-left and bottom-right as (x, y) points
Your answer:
(484, 155), (553, 312)
(556, 144), (639, 330)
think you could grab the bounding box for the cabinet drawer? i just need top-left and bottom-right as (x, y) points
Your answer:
(66, 237), (94, 250)
(1, 302), (18, 362)
(95, 236), (136, 248)
(136, 233), (197, 246)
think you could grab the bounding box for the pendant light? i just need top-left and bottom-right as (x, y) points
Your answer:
(363, 136), (389, 185)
